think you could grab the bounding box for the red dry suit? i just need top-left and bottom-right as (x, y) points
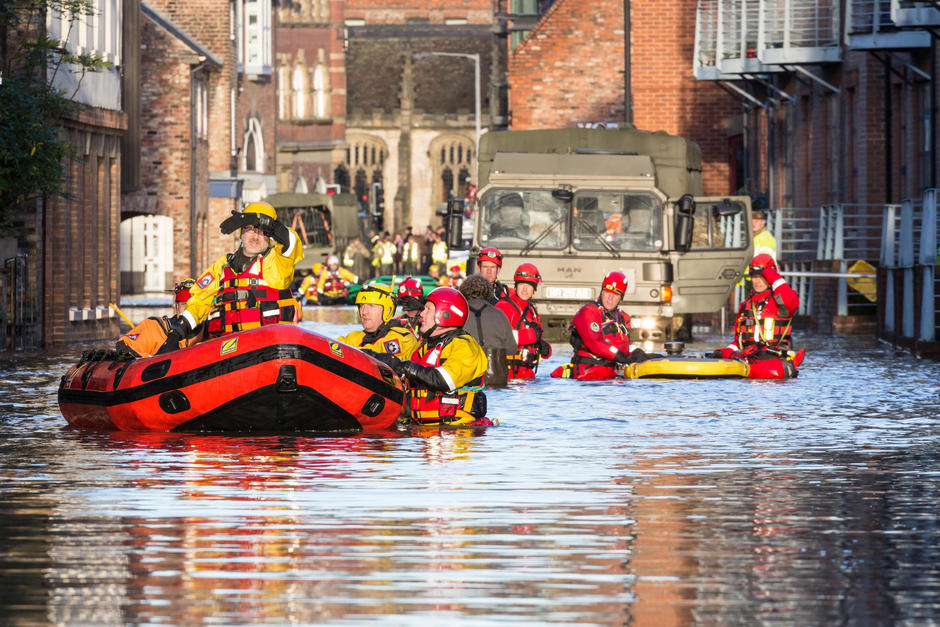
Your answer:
(495, 291), (549, 379)
(562, 300), (631, 380)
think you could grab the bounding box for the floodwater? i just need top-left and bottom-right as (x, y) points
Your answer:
(2, 309), (940, 625)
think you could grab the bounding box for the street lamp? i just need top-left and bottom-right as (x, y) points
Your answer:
(414, 51), (481, 155)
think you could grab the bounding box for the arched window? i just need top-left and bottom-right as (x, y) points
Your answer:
(242, 117), (264, 172)
(277, 64), (289, 119)
(313, 63), (329, 119)
(292, 63), (306, 119)
(429, 134), (475, 206)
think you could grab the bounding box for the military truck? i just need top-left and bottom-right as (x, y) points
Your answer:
(264, 192), (366, 271)
(467, 127), (753, 342)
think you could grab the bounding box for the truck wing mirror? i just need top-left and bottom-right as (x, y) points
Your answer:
(674, 194), (695, 253)
(551, 187), (574, 201)
(715, 198), (742, 217)
(446, 199), (465, 249)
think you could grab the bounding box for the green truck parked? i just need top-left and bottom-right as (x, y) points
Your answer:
(468, 126), (754, 342)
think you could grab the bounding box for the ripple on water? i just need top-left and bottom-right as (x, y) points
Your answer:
(1, 331), (939, 624)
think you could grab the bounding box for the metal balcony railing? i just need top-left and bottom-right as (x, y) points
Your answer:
(891, 0), (940, 27)
(695, 0), (740, 79)
(758, 0), (842, 64)
(718, 0), (772, 73)
(845, 0), (932, 48)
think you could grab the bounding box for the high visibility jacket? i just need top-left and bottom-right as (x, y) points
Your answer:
(402, 241), (419, 263)
(495, 291), (545, 377)
(726, 278), (799, 355)
(298, 274), (317, 300)
(569, 301), (631, 367)
(407, 330), (488, 425)
(181, 228), (303, 335)
(431, 241), (448, 265)
(317, 267), (357, 296)
(338, 322), (418, 359)
(343, 245), (356, 268)
(753, 228), (777, 260)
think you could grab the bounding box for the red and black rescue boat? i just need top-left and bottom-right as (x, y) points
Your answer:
(58, 325), (405, 433)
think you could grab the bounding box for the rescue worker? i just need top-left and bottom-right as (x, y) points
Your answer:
(297, 269), (318, 305)
(477, 247), (510, 302)
(551, 270), (650, 380)
(337, 284), (418, 359)
(495, 263), (552, 379)
(343, 236), (372, 282)
(707, 253), (800, 363)
(315, 255), (358, 305)
(392, 287), (491, 426)
(115, 278), (204, 358)
(395, 276), (425, 337)
(168, 201), (303, 342)
(402, 234), (420, 275)
(446, 264), (465, 289)
(372, 232), (396, 276)
(430, 231), (449, 275)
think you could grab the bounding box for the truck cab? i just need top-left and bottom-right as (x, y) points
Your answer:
(470, 128), (753, 341)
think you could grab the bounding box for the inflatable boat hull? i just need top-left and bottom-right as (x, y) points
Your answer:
(58, 325), (405, 433)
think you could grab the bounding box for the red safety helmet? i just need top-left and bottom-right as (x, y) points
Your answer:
(513, 263), (542, 286)
(425, 287), (469, 327)
(601, 271), (628, 297)
(397, 276), (424, 300)
(478, 247), (503, 268)
(748, 253), (777, 276)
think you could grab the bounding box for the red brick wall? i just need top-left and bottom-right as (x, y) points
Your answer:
(508, 0), (739, 195)
(45, 108), (125, 346)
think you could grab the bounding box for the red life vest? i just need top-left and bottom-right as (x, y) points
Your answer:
(498, 294), (543, 373)
(321, 271), (349, 296)
(735, 290), (794, 352)
(570, 302), (630, 366)
(407, 333), (484, 425)
(206, 259), (296, 337)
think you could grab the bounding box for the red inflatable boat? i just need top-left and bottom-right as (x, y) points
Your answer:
(58, 325), (405, 433)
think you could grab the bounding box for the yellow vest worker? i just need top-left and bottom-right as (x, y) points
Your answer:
(338, 284), (418, 359)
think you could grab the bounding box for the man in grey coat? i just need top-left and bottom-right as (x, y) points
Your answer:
(459, 274), (517, 386)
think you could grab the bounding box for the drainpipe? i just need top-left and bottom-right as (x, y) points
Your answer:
(624, 0), (632, 124)
(885, 56), (893, 202)
(931, 38), (937, 188)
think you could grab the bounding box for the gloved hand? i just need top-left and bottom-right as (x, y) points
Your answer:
(613, 349), (633, 365)
(220, 210), (247, 234)
(115, 340), (141, 360)
(761, 264), (782, 286)
(704, 350), (724, 359)
(729, 345), (758, 360)
(628, 347), (650, 363)
(398, 360), (450, 391)
(256, 214), (291, 247)
(538, 340), (552, 358)
(362, 349), (401, 370)
(165, 314), (193, 342)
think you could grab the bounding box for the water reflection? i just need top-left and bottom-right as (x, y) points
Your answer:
(0, 333), (939, 623)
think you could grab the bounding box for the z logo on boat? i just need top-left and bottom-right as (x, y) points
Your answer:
(220, 337), (238, 355)
(329, 341), (343, 357)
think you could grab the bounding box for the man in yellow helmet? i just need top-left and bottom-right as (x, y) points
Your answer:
(337, 283), (418, 359)
(167, 201), (304, 342)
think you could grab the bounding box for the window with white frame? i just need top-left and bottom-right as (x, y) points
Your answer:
(292, 63), (307, 119)
(194, 79), (208, 139)
(242, 117), (264, 171)
(313, 63), (329, 119)
(277, 64), (290, 119)
(239, 0), (272, 75)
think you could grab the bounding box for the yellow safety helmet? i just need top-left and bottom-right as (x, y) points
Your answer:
(355, 283), (396, 323)
(242, 201), (277, 221)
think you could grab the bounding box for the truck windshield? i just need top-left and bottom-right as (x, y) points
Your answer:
(478, 190), (568, 251)
(572, 192), (663, 252)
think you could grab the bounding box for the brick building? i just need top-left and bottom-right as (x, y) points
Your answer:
(507, 0), (740, 196)
(344, 0), (495, 232)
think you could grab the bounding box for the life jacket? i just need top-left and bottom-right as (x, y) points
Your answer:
(736, 291), (793, 352)
(501, 294), (543, 372)
(491, 281), (510, 302)
(569, 302), (630, 367)
(321, 270), (349, 296)
(206, 257), (296, 337)
(407, 332), (485, 425)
